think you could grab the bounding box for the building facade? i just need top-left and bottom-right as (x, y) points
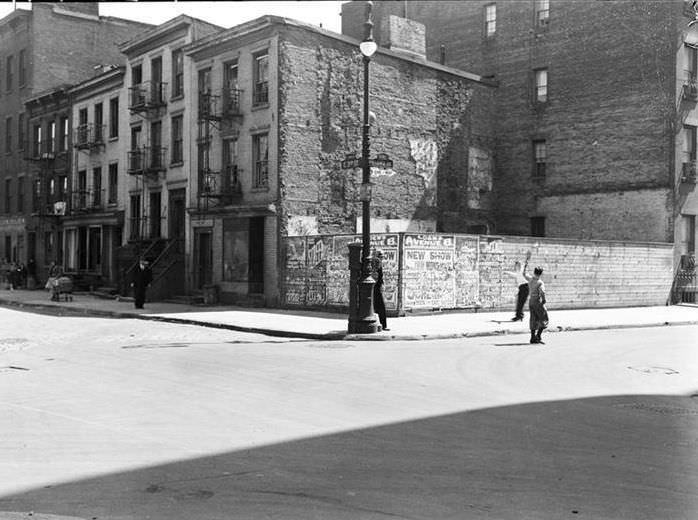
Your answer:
(342, 0), (698, 267)
(0, 2), (150, 278)
(184, 15), (496, 305)
(65, 66), (127, 289)
(117, 15), (223, 300)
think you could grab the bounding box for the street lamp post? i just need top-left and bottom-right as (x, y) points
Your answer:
(348, 1), (380, 334)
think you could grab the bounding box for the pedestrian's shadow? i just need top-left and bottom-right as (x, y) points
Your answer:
(492, 342), (532, 347)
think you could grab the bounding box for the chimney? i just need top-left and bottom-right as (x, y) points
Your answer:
(380, 15), (426, 60)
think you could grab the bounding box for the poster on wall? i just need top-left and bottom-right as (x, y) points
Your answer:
(402, 234), (456, 309)
(454, 235), (480, 307)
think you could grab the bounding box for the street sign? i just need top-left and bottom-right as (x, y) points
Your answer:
(369, 153), (393, 169)
(339, 152), (393, 170)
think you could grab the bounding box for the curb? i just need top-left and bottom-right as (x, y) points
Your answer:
(2, 298), (697, 342)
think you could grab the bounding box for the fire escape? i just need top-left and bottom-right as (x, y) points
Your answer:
(26, 137), (70, 223)
(127, 80), (168, 241)
(72, 122), (106, 213)
(197, 85), (243, 212)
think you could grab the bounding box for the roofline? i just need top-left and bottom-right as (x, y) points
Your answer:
(184, 15), (497, 87)
(25, 85), (73, 105)
(68, 66), (125, 97)
(119, 14), (224, 54)
(0, 7), (31, 27)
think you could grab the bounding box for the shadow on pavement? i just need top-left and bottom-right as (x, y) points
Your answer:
(1, 394), (697, 520)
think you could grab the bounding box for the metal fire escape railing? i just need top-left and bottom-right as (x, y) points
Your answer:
(197, 87), (244, 213)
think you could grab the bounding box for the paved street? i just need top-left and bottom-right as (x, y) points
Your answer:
(0, 307), (697, 519)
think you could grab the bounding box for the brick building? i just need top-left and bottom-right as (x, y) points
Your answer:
(341, 0), (698, 268)
(0, 2), (151, 277)
(183, 15), (496, 305)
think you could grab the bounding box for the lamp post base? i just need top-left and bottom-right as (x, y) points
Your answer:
(348, 273), (381, 334)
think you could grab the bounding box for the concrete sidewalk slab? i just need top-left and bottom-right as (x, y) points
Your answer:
(1, 288), (697, 341)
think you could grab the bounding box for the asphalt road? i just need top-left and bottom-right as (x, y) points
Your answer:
(0, 307), (696, 519)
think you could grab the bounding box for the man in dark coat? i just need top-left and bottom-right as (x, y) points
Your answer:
(131, 258), (152, 309)
(373, 251), (388, 331)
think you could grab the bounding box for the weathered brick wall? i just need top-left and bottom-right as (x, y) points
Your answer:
(343, 1), (680, 242)
(32, 4), (151, 94)
(277, 25), (496, 239)
(280, 232), (674, 313)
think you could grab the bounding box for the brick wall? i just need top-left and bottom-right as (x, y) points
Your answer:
(32, 4), (151, 93)
(277, 25), (496, 239)
(342, 1), (681, 242)
(280, 232), (674, 313)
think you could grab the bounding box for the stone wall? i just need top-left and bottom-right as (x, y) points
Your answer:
(281, 232), (674, 313)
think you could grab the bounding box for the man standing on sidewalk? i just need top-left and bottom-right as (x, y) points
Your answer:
(131, 258), (152, 310)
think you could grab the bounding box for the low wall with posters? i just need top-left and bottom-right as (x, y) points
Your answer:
(280, 233), (674, 314)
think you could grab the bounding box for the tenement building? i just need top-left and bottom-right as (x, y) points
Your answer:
(0, 2), (150, 273)
(342, 0), (698, 267)
(117, 15), (223, 300)
(183, 15), (495, 305)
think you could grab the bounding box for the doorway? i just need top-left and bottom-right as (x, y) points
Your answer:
(169, 188), (185, 252)
(193, 229), (212, 290)
(248, 217), (264, 294)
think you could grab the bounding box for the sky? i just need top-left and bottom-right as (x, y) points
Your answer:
(0, 1), (346, 33)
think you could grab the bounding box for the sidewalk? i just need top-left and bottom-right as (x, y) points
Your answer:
(1, 288), (697, 341)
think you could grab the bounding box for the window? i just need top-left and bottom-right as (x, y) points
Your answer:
(533, 139), (546, 178)
(92, 167), (102, 207)
(150, 121), (162, 169)
(682, 215), (696, 255)
(198, 67), (211, 118)
(94, 102), (103, 142)
(253, 133), (269, 188)
(32, 179), (40, 212)
(534, 68), (548, 103)
(17, 177), (23, 212)
(687, 44), (698, 80)
(535, 0), (549, 28)
(108, 163), (118, 204)
(18, 113), (24, 150)
(44, 231), (54, 263)
(224, 138), (239, 189)
(224, 60), (240, 112)
(18, 49), (25, 86)
(5, 116), (11, 153)
(58, 175), (67, 201)
(684, 124), (697, 164)
(132, 64), (142, 86)
(47, 120), (56, 154)
(172, 48), (184, 98)
(6, 55), (13, 92)
(109, 97), (119, 138)
(151, 56), (163, 104)
(77, 170), (87, 209)
(484, 4), (496, 37)
(253, 52), (269, 105)
(59, 116), (68, 152)
(32, 124), (41, 157)
(171, 114), (183, 163)
(530, 217), (545, 237)
(5, 178), (11, 213)
(130, 194), (141, 240)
